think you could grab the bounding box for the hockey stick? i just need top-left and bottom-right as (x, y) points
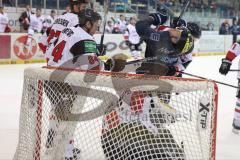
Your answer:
(99, 0), (109, 56)
(229, 69), (240, 72)
(155, 0), (175, 17)
(178, 0), (191, 21)
(180, 71), (238, 89)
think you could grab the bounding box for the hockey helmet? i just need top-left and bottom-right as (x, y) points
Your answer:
(69, 0), (88, 10)
(175, 28), (194, 55)
(78, 9), (101, 26)
(187, 22), (202, 39)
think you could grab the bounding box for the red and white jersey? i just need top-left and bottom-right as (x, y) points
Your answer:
(225, 42), (240, 61)
(38, 12), (78, 53)
(224, 42), (240, 78)
(28, 14), (45, 33)
(103, 91), (161, 134)
(124, 24), (140, 44)
(0, 13), (8, 33)
(46, 26), (103, 70)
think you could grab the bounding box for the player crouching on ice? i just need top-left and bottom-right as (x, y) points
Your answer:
(101, 11), (194, 160)
(219, 41), (240, 134)
(44, 8), (128, 160)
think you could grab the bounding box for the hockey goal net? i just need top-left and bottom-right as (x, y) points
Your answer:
(14, 67), (218, 160)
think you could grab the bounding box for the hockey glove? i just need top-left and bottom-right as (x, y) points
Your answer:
(96, 44), (107, 56)
(105, 53), (128, 72)
(219, 58), (232, 75)
(149, 12), (168, 26)
(166, 66), (179, 76)
(171, 17), (187, 28)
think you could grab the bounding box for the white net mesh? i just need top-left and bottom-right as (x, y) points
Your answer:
(14, 67), (218, 160)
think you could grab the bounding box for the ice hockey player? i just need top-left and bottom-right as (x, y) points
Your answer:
(44, 8), (102, 159)
(38, 0), (89, 54)
(44, 8), (127, 159)
(0, 5), (11, 33)
(42, 10), (57, 33)
(155, 20), (202, 77)
(135, 12), (194, 76)
(219, 41), (240, 134)
(124, 17), (143, 59)
(101, 11), (195, 160)
(24, 8), (45, 53)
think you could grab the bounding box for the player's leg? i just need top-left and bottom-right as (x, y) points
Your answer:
(233, 78), (240, 134)
(43, 81), (78, 158)
(122, 123), (185, 160)
(134, 43), (142, 59)
(24, 28), (34, 54)
(101, 125), (124, 160)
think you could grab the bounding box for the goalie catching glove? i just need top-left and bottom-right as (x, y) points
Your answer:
(104, 53), (128, 72)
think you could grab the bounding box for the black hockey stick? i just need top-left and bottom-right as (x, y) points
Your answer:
(229, 69), (240, 72)
(178, 0), (191, 21)
(99, 0), (109, 56)
(155, 0), (175, 17)
(180, 71), (238, 89)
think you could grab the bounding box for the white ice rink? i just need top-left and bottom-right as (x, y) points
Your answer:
(0, 56), (240, 160)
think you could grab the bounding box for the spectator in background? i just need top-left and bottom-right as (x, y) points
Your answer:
(19, 4), (34, 32)
(0, 5), (11, 33)
(117, 15), (127, 33)
(106, 20), (113, 33)
(230, 18), (240, 44)
(43, 10), (57, 33)
(219, 20), (231, 35)
(112, 25), (121, 34)
(207, 21), (214, 31)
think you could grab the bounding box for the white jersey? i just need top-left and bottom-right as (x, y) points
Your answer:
(0, 13), (8, 33)
(117, 19), (127, 33)
(28, 14), (45, 33)
(38, 12), (78, 53)
(125, 24), (140, 44)
(43, 15), (56, 30)
(46, 26), (103, 70)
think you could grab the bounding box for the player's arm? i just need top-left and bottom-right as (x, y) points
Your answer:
(70, 40), (127, 72)
(70, 39), (98, 56)
(135, 12), (168, 40)
(38, 27), (52, 53)
(219, 42), (240, 75)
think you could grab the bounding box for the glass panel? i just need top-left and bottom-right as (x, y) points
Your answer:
(18, 0), (30, 7)
(59, 0), (68, 10)
(3, 0), (16, 7)
(46, 0), (56, 9)
(32, 0), (43, 8)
